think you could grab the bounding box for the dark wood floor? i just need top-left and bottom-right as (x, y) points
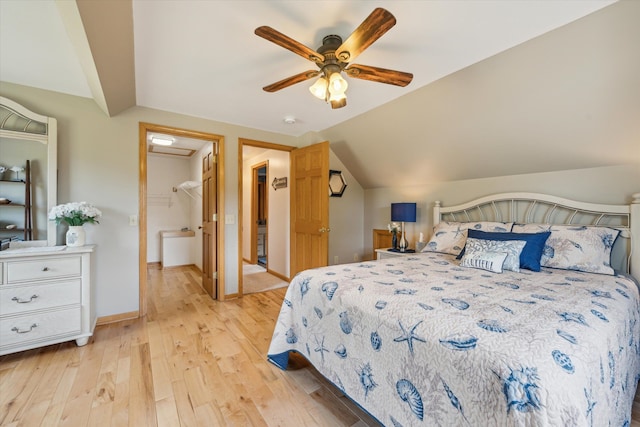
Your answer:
(1, 265), (638, 426)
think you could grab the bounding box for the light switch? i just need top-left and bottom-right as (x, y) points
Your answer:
(225, 214), (235, 225)
(129, 215), (138, 226)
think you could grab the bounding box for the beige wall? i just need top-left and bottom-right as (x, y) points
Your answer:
(1, 81), (637, 317)
(0, 82), (300, 316)
(329, 150), (365, 264)
(364, 164), (640, 259)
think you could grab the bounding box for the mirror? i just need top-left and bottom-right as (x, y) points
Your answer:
(0, 97), (57, 248)
(329, 170), (347, 197)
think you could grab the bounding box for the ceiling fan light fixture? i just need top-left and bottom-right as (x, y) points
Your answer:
(309, 77), (328, 100)
(328, 72), (348, 95)
(256, 8), (413, 110)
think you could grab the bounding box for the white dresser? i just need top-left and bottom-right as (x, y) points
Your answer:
(0, 245), (95, 355)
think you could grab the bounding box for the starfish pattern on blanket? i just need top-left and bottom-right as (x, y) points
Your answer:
(394, 320), (426, 354)
(314, 336), (329, 363)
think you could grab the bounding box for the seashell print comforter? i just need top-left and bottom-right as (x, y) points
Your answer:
(267, 252), (640, 426)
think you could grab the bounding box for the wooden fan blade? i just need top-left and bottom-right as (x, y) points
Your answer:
(345, 64), (413, 87)
(255, 26), (324, 63)
(263, 70), (320, 92)
(335, 8), (396, 63)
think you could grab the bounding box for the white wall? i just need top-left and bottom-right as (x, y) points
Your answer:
(146, 154), (192, 263)
(242, 149), (290, 278)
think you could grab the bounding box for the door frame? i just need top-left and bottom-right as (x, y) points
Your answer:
(138, 122), (225, 316)
(251, 161), (268, 265)
(238, 138), (295, 297)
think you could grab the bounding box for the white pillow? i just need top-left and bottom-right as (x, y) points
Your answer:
(463, 237), (526, 272)
(512, 224), (620, 275)
(460, 250), (509, 273)
(422, 221), (513, 256)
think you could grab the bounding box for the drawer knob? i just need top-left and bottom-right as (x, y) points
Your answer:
(11, 323), (39, 334)
(11, 295), (39, 304)
(42, 267), (49, 271)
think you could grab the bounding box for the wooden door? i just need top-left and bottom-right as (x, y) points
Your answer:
(202, 148), (217, 298)
(290, 141), (329, 277)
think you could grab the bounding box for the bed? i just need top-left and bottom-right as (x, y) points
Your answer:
(267, 192), (640, 426)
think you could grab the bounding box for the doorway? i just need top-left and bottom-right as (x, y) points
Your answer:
(138, 122), (225, 317)
(239, 138), (295, 296)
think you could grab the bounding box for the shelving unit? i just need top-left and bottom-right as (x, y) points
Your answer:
(0, 160), (32, 244)
(0, 95), (56, 247)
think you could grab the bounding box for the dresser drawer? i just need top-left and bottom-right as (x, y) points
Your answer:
(0, 279), (81, 316)
(0, 307), (81, 349)
(6, 256), (81, 283)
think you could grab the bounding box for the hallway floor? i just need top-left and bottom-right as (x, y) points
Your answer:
(242, 262), (288, 294)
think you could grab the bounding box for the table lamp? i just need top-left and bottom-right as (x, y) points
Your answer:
(391, 202), (417, 252)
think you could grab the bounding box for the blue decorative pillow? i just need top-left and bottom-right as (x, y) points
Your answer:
(456, 229), (551, 272)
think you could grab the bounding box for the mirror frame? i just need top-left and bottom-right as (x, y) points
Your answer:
(0, 96), (57, 246)
(329, 169), (347, 197)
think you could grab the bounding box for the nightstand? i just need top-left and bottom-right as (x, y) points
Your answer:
(375, 248), (417, 260)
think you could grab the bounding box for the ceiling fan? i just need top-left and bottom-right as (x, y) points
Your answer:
(255, 8), (413, 109)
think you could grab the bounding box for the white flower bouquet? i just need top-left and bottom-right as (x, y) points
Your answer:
(49, 202), (102, 226)
(387, 222), (400, 234)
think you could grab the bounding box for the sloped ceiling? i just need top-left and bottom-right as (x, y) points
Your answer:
(1, 0), (638, 189)
(321, 0), (640, 188)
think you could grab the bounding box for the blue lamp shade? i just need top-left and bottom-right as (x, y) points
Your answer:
(391, 203), (417, 223)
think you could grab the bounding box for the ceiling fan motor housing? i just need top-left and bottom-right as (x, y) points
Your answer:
(317, 35), (346, 76)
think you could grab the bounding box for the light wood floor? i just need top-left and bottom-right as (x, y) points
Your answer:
(1, 265), (639, 426)
(0, 265), (377, 426)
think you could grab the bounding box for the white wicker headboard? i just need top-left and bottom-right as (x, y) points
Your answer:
(433, 192), (640, 279)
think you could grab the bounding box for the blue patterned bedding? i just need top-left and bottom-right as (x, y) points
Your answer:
(267, 252), (640, 426)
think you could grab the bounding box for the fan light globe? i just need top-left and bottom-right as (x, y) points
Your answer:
(309, 77), (328, 99)
(329, 73), (348, 95)
(329, 91), (346, 102)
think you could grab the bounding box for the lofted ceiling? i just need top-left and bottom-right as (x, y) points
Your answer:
(2, 0), (635, 187)
(0, 0), (614, 136)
